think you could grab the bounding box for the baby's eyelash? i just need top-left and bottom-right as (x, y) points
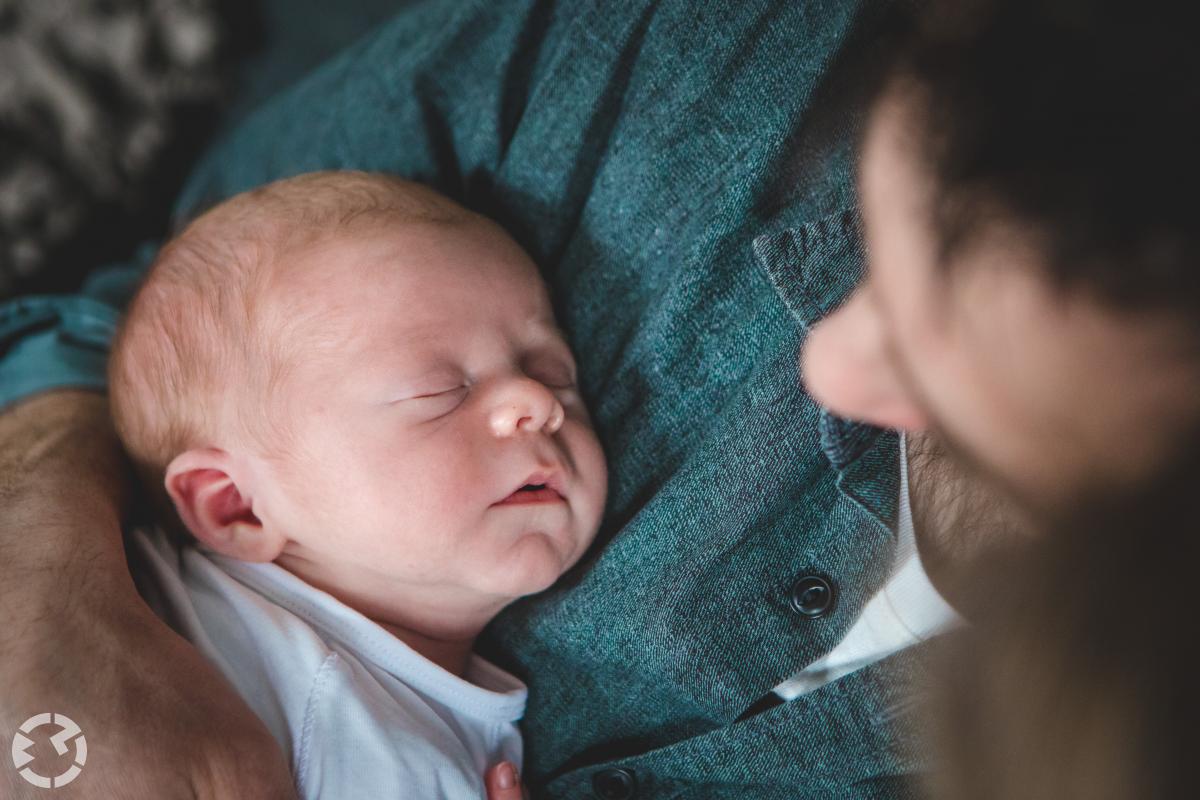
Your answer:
(410, 386), (468, 399)
(401, 386), (468, 422)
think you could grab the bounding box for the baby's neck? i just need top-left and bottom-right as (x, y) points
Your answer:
(376, 620), (477, 678)
(273, 550), (504, 681)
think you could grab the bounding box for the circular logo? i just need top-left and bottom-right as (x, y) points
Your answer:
(11, 713), (87, 789)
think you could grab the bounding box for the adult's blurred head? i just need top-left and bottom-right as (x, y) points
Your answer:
(924, 442), (1200, 800)
(802, 0), (1200, 521)
(797, 2), (1200, 795)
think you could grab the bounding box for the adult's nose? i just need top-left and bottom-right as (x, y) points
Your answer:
(487, 377), (566, 438)
(800, 288), (929, 432)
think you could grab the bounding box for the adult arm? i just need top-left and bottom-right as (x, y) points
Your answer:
(0, 225), (294, 799)
(0, 390), (296, 798)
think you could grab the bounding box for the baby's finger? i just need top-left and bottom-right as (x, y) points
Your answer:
(484, 761), (528, 800)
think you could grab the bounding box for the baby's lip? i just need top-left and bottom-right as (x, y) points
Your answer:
(492, 469), (568, 506)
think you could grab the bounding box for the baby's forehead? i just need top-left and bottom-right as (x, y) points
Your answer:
(260, 219), (559, 356)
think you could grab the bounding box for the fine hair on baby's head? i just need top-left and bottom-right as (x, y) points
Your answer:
(109, 171), (473, 534)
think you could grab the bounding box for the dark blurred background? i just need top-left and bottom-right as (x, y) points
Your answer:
(0, 0), (405, 301)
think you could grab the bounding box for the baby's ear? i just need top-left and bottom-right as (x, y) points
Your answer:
(163, 448), (284, 562)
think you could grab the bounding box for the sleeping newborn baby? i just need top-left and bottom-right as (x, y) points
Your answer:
(109, 171), (607, 798)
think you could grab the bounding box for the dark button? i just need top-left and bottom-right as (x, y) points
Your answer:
(790, 575), (835, 617)
(592, 767), (637, 800)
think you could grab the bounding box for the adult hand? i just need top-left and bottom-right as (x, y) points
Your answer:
(485, 761), (530, 800)
(0, 391), (296, 799)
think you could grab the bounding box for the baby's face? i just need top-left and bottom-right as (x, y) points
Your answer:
(253, 218), (607, 605)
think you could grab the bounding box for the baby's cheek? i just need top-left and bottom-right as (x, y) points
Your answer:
(370, 440), (484, 525)
(567, 425), (608, 512)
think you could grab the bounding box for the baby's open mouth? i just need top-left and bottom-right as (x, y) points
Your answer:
(493, 483), (566, 506)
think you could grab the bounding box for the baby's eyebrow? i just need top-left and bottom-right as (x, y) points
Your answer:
(377, 356), (461, 383)
(523, 318), (574, 348)
(358, 323), (448, 358)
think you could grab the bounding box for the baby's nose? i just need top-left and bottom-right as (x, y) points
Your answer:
(488, 378), (565, 438)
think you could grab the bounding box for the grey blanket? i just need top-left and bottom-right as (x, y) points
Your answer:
(0, 0), (226, 295)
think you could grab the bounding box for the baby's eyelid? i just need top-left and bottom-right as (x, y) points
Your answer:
(524, 356), (576, 386)
(536, 371), (576, 390)
(407, 384), (468, 400)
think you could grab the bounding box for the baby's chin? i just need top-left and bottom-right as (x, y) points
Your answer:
(484, 529), (589, 598)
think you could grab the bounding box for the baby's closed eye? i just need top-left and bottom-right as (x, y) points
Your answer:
(394, 385), (469, 418)
(522, 357), (576, 391)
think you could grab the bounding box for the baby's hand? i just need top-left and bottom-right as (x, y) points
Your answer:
(485, 762), (529, 800)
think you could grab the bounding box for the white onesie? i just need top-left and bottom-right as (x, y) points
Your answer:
(126, 526), (526, 799)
